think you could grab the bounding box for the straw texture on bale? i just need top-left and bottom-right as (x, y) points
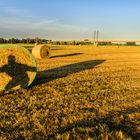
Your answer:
(32, 45), (50, 59)
(0, 45), (37, 91)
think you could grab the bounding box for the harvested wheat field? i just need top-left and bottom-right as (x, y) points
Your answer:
(0, 45), (140, 140)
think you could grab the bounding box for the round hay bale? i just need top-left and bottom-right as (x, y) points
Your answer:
(32, 45), (51, 59)
(0, 45), (37, 91)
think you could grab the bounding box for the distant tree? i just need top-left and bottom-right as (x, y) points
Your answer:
(126, 42), (136, 46)
(52, 41), (61, 45)
(60, 41), (68, 45)
(35, 37), (41, 44)
(76, 41), (80, 45)
(71, 41), (76, 45)
(8, 38), (17, 44)
(26, 38), (31, 44)
(15, 38), (20, 43)
(84, 39), (89, 42)
(21, 39), (27, 43)
(0, 38), (6, 44)
(0, 37), (50, 44)
(41, 39), (49, 44)
(98, 42), (112, 46)
(29, 39), (35, 44)
(47, 40), (52, 44)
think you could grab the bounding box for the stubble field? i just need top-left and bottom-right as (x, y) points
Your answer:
(0, 45), (140, 139)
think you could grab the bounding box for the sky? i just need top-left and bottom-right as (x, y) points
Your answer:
(0, 0), (140, 40)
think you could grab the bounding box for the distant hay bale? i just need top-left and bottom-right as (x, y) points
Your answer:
(0, 45), (37, 91)
(32, 45), (51, 59)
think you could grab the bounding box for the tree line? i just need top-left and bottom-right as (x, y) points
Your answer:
(0, 38), (93, 45)
(0, 37), (137, 46)
(0, 38), (51, 44)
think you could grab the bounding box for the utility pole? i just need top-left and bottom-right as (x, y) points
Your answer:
(96, 31), (99, 46)
(94, 31), (96, 46)
(94, 30), (99, 46)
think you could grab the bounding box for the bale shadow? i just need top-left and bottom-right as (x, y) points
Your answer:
(31, 60), (105, 86)
(50, 53), (83, 58)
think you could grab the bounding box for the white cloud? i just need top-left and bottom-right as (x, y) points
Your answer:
(0, 17), (91, 40)
(0, 5), (100, 40)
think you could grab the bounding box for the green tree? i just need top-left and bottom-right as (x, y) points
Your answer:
(8, 38), (17, 44)
(126, 42), (136, 46)
(0, 38), (6, 44)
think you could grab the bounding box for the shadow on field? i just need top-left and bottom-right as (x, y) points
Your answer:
(48, 105), (140, 140)
(0, 105), (139, 139)
(51, 53), (83, 58)
(31, 59), (105, 86)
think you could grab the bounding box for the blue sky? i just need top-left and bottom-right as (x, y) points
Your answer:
(0, 0), (140, 40)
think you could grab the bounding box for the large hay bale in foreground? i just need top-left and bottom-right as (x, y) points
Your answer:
(32, 45), (51, 59)
(0, 45), (37, 91)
